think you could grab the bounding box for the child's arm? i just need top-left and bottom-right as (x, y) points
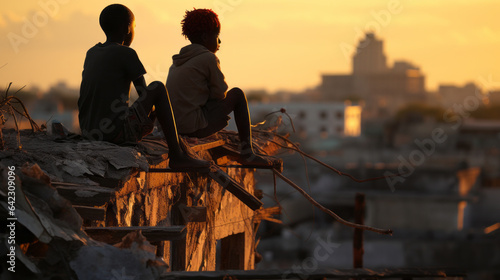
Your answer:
(208, 57), (229, 100)
(133, 76), (148, 96)
(133, 76), (156, 115)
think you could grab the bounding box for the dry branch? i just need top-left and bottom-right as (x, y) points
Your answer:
(272, 169), (393, 235)
(1, 83), (41, 150)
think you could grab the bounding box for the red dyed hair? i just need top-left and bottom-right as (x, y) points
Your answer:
(181, 8), (220, 40)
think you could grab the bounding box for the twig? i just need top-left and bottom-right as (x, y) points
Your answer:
(4, 82), (12, 99)
(9, 106), (21, 150)
(0, 92), (41, 133)
(256, 129), (406, 182)
(263, 108), (296, 133)
(273, 169), (393, 235)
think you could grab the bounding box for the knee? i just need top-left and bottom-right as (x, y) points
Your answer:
(147, 81), (166, 92)
(145, 81), (166, 98)
(228, 87), (246, 101)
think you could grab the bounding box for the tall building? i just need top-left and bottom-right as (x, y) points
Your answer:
(321, 33), (426, 119)
(352, 32), (388, 74)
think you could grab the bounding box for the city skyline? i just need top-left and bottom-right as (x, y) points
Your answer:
(1, 0), (499, 93)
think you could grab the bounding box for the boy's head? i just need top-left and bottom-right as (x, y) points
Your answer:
(181, 8), (221, 53)
(99, 4), (135, 46)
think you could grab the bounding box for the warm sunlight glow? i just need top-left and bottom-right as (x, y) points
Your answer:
(344, 105), (362, 137)
(1, 1), (499, 92)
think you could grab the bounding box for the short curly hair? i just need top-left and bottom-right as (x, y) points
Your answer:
(99, 4), (134, 36)
(181, 8), (220, 41)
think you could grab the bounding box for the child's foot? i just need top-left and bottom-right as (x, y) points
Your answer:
(169, 154), (211, 170)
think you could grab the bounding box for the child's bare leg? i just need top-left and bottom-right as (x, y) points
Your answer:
(137, 82), (210, 168)
(227, 88), (270, 166)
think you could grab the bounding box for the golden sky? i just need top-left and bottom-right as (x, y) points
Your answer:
(1, 0), (499, 93)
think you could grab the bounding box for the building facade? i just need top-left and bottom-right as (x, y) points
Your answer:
(250, 102), (362, 138)
(321, 32), (426, 119)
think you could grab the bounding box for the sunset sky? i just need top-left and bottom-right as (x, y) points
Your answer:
(1, 0), (499, 94)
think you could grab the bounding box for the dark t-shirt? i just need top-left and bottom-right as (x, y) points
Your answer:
(78, 43), (146, 142)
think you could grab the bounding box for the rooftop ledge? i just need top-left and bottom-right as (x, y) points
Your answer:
(0, 128), (286, 275)
(0, 128), (284, 187)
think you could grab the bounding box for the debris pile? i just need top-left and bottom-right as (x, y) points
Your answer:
(0, 163), (167, 280)
(0, 127), (287, 279)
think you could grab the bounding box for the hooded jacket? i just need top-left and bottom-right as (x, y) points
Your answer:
(166, 44), (228, 134)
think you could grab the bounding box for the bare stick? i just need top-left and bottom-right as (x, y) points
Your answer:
(272, 169), (392, 235)
(259, 130), (406, 183)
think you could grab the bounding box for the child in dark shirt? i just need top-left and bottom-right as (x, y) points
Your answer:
(167, 8), (270, 166)
(78, 4), (209, 170)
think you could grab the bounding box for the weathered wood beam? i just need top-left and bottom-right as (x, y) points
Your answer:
(222, 161), (283, 171)
(208, 167), (263, 211)
(171, 186), (189, 271)
(84, 226), (186, 244)
(189, 139), (225, 152)
(160, 268), (467, 280)
(148, 165), (263, 210)
(148, 167), (210, 173)
(211, 146), (284, 172)
(254, 206), (282, 224)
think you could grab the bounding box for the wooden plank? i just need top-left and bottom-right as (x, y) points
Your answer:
(84, 226), (186, 244)
(150, 165), (263, 210)
(160, 268), (467, 280)
(171, 188), (188, 271)
(211, 145), (284, 172)
(54, 184), (114, 207)
(208, 168), (263, 211)
(190, 139), (225, 152)
(223, 160), (283, 171)
(74, 205), (105, 221)
(253, 207), (282, 224)
(148, 167), (210, 173)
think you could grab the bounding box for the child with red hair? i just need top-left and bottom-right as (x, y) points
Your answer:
(78, 4), (209, 170)
(167, 8), (270, 166)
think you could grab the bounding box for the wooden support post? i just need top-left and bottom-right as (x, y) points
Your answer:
(171, 183), (188, 271)
(353, 192), (365, 269)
